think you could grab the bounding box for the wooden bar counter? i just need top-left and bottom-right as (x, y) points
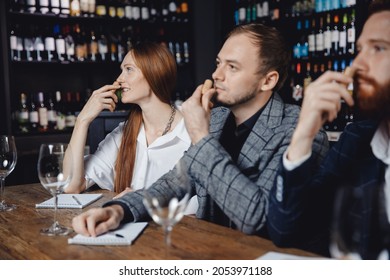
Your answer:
(0, 183), (319, 260)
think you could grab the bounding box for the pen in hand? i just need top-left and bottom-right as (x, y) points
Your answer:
(72, 195), (82, 206)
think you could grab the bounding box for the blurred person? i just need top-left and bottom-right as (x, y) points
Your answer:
(268, 0), (390, 259)
(72, 23), (328, 238)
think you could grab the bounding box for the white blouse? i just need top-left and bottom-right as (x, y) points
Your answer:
(84, 118), (191, 191)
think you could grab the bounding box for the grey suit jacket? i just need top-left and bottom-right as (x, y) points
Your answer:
(113, 93), (329, 235)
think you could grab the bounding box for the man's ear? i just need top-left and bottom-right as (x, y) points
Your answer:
(260, 71), (279, 91)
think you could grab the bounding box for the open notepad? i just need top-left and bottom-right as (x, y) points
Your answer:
(68, 222), (148, 246)
(35, 194), (103, 209)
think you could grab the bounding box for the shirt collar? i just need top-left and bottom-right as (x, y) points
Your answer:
(371, 120), (390, 165)
(137, 118), (191, 149)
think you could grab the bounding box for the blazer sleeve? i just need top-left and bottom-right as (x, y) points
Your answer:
(184, 125), (328, 235)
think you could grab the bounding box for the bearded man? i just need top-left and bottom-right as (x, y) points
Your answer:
(267, 0), (390, 259)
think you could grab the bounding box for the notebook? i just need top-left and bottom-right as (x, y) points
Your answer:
(35, 194), (103, 209)
(68, 222), (148, 246)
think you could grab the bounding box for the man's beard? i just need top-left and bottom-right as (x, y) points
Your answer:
(354, 74), (390, 120)
(215, 90), (257, 108)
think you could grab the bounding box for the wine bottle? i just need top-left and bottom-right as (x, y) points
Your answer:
(70, 0), (81, 16)
(50, 0), (61, 14)
(140, 0), (149, 21)
(339, 12), (348, 55)
(97, 26), (108, 61)
(26, 0), (37, 13)
(37, 92), (49, 132)
(29, 93), (39, 132)
(44, 25), (56, 62)
(324, 13), (332, 56)
(63, 24), (75, 61)
(17, 93), (30, 133)
(55, 91), (66, 131)
(10, 24), (23, 61)
(60, 0), (70, 15)
(54, 24), (66, 61)
(347, 9), (355, 55)
(315, 16), (324, 57)
(33, 25), (45, 61)
(47, 92), (57, 131)
(331, 14), (340, 56)
(39, 0), (50, 14)
(24, 26), (35, 61)
(89, 29), (98, 62)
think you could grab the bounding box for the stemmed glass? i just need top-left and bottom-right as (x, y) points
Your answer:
(143, 160), (192, 246)
(330, 185), (389, 259)
(37, 143), (73, 236)
(0, 135), (17, 212)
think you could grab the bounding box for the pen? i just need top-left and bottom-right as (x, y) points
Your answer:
(107, 233), (124, 238)
(72, 195), (82, 206)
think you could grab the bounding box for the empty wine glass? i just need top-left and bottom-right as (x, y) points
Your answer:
(143, 160), (192, 246)
(0, 135), (17, 212)
(37, 143), (73, 236)
(330, 185), (390, 259)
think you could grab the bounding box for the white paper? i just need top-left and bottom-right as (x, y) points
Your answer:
(68, 222), (148, 246)
(35, 194), (103, 209)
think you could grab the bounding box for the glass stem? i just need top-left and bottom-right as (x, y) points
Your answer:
(0, 177), (4, 204)
(53, 192), (58, 226)
(164, 225), (173, 247)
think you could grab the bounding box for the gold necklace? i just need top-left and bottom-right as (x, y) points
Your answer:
(162, 104), (176, 136)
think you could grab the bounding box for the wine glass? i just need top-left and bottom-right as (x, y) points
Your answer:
(0, 135), (17, 212)
(330, 185), (390, 259)
(143, 160), (192, 246)
(37, 143), (73, 236)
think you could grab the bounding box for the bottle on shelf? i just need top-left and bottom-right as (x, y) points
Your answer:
(39, 0), (50, 14)
(70, 0), (81, 16)
(26, 0), (37, 13)
(95, 0), (107, 17)
(60, 0), (70, 15)
(50, 0), (61, 15)
(54, 24), (66, 62)
(132, 0), (141, 21)
(97, 26), (108, 61)
(339, 12), (348, 55)
(44, 25), (56, 62)
(80, 0), (89, 16)
(88, 29), (99, 62)
(47, 92), (57, 131)
(315, 16), (324, 57)
(10, 24), (23, 61)
(55, 90), (66, 131)
(307, 18), (316, 58)
(347, 9), (356, 55)
(63, 24), (75, 61)
(37, 91), (49, 132)
(24, 26), (35, 61)
(33, 25), (45, 61)
(29, 93), (39, 132)
(17, 92), (30, 133)
(65, 91), (76, 130)
(74, 24), (87, 61)
(324, 13), (332, 57)
(331, 14), (340, 56)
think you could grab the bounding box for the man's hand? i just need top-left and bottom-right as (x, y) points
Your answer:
(72, 205), (124, 237)
(287, 71), (354, 161)
(181, 83), (216, 144)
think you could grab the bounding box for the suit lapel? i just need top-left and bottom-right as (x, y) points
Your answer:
(238, 93), (285, 169)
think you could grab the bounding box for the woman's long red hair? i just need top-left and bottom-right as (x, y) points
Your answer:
(114, 42), (177, 193)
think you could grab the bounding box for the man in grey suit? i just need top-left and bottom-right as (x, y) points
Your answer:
(72, 23), (328, 237)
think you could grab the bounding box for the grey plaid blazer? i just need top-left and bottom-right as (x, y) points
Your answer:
(113, 93), (328, 235)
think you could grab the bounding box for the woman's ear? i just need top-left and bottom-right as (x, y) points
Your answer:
(260, 70), (279, 91)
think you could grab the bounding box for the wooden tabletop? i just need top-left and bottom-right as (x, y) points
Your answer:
(0, 183), (319, 260)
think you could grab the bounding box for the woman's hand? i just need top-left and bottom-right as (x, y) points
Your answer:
(76, 84), (120, 125)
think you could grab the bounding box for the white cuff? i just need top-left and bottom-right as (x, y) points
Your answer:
(283, 150), (312, 171)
